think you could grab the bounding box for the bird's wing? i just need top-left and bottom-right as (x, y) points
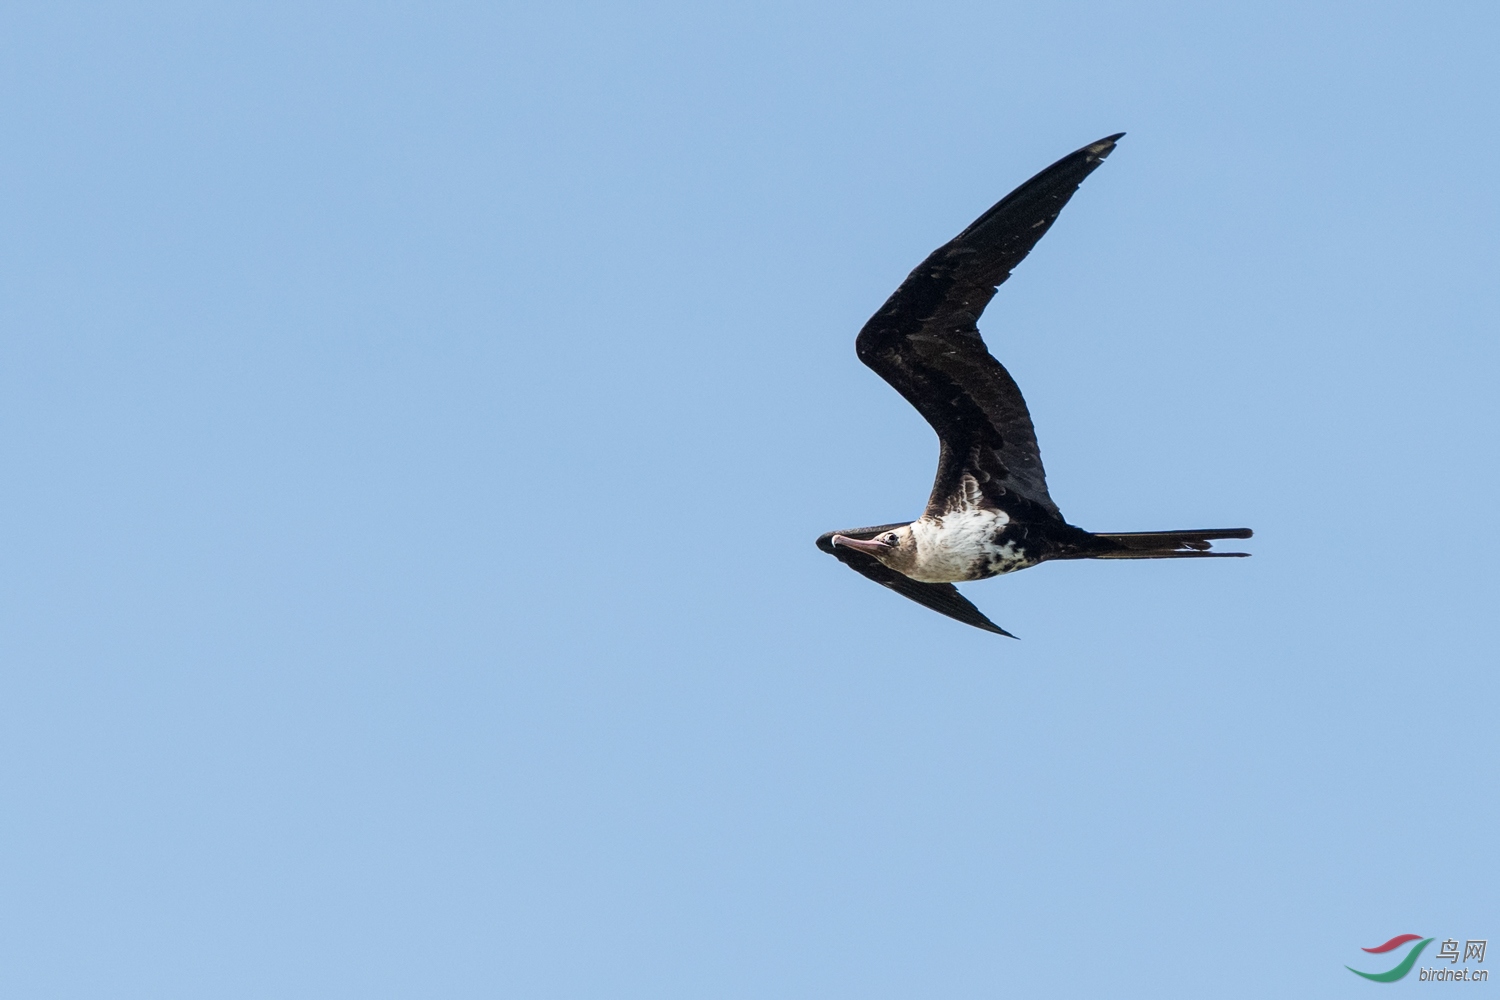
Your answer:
(855, 133), (1123, 520)
(816, 526), (1014, 637)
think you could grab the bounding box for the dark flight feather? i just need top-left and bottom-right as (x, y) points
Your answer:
(1086, 528), (1253, 559)
(815, 526), (1015, 637)
(856, 133), (1124, 519)
(814, 133), (1249, 636)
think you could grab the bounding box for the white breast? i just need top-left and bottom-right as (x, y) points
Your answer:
(906, 508), (1013, 583)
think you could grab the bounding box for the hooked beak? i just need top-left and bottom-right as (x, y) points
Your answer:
(831, 534), (894, 557)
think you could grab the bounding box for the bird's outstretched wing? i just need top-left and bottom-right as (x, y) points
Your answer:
(815, 526), (1014, 637)
(856, 133), (1123, 520)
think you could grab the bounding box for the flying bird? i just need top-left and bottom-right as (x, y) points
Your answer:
(817, 133), (1251, 636)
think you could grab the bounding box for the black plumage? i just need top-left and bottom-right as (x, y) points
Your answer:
(818, 134), (1251, 636)
(815, 523), (1014, 637)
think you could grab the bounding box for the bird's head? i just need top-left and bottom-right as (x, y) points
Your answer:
(831, 525), (917, 574)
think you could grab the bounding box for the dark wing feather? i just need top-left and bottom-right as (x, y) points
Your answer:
(815, 527), (1015, 637)
(856, 133), (1124, 520)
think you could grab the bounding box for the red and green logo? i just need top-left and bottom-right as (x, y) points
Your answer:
(1347, 934), (1433, 982)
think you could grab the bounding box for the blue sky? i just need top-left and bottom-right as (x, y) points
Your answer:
(1, 3), (1495, 997)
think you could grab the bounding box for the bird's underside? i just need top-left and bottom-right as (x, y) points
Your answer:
(816, 133), (1251, 636)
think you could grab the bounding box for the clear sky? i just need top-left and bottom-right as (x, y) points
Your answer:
(1, 3), (1495, 997)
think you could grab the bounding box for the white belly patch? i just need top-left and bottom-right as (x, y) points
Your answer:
(906, 508), (1020, 583)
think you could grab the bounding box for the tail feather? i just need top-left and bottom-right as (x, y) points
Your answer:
(1089, 527), (1252, 559)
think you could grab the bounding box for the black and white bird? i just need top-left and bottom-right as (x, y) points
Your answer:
(817, 133), (1251, 636)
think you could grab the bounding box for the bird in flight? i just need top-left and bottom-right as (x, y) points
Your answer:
(817, 133), (1251, 636)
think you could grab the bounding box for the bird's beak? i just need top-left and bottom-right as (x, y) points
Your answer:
(831, 534), (893, 557)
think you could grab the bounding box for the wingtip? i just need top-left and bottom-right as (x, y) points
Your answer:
(1082, 133), (1125, 162)
(1088, 132), (1125, 157)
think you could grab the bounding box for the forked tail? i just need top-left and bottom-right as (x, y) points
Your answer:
(1088, 527), (1252, 559)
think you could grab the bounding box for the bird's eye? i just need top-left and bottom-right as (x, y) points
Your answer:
(885, 534), (899, 545)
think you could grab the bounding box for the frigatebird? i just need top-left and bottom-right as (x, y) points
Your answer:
(817, 133), (1251, 636)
